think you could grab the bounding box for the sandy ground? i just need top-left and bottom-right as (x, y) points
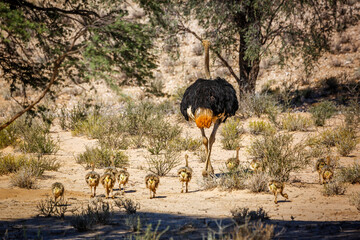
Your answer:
(1, 119), (360, 239)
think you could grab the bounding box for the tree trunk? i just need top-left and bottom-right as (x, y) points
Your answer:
(237, 35), (260, 97)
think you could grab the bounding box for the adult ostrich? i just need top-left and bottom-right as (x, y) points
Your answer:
(180, 40), (238, 177)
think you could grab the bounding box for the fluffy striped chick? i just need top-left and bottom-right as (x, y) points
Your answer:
(315, 157), (327, 184)
(226, 146), (240, 171)
(85, 163), (100, 198)
(268, 180), (288, 204)
(320, 165), (334, 184)
(178, 154), (193, 193)
(116, 168), (130, 195)
(100, 172), (116, 199)
(51, 182), (65, 202)
(249, 159), (262, 173)
(145, 174), (160, 199)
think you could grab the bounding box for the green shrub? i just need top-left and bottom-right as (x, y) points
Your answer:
(343, 100), (360, 128)
(75, 146), (128, 169)
(335, 127), (358, 156)
(146, 148), (181, 176)
(280, 113), (313, 131)
(0, 154), (59, 176)
(337, 163), (360, 184)
(0, 124), (18, 149)
(114, 198), (140, 215)
(247, 133), (310, 182)
(59, 102), (94, 131)
(309, 101), (336, 126)
(248, 120), (276, 135)
(72, 114), (106, 138)
(221, 118), (243, 150)
(128, 222), (169, 240)
(17, 120), (59, 155)
(146, 117), (181, 155)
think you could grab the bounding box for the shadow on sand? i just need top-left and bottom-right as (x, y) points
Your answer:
(1, 210), (360, 239)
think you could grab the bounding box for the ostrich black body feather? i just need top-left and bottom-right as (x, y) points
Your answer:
(180, 77), (238, 122)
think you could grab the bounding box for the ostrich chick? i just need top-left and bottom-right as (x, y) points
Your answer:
(116, 168), (130, 195)
(249, 159), (262, 173)
(180, 40), (238, 177)
(145, 174), (160, 199)
(51, 182), (64, 202)
(177, 154), (193, 193)
(315, 157), (327, 183)
(226, 146), (241, 171)
(320, 165), (334, 184)
(268, 180), (288, 204)
(85, 163), (100, 198)
(100, 172), (116, 199)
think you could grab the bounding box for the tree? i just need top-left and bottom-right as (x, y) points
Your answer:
(0, 0), (157, 131)
(138, 0), (359, 96)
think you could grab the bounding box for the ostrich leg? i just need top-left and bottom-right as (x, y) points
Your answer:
(200, 128), (209, 158)
(203, 120), (222, 177)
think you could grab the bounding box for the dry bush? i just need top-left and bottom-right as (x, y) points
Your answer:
(196, 148), (207, 163)
(37, 198), (68, 218)
(146, 77), (165, 97)
(192, 42), (203, 56)
(334, 127), (358, 156)
(231, 207), (269, 224)
(350, 192), (360, 212)
(0, 124), (18, 149)
(198, 176), (218, 190)
(71, 199), (112, 232)
(280, 113), (313, 131)
(309, 101), (337, 126)
(322, 180), (347, 196)
(218, 167), (249, 191)
(343, 99), (360, 128)
(76, 146), (128, 169)
(72, 114), (106, 138)
(114, 198), (140, 215)
(172, 136), (202, 151)
(248, 120), (276, 135)
(245, 172), (269, 193)
(337, 163), (360, 184)
(125, 214), (142, 232)
(129, 221), (169, 240)
(11, 166), (37, 189)
(221, 118), (244, 150)
(247, 133), (310, 182)
(146, 148), (181, 176)
(237, 92), (280, 120)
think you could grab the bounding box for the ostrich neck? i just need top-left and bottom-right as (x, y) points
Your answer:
(204, 44), (211, 79)
(185, 157), (188, 167)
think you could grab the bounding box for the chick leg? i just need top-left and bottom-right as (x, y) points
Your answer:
(186, 182), (189, 193)
(181, 182), (184, 193)
(150, 189), (152, 199)
(94, 186), (97, 197)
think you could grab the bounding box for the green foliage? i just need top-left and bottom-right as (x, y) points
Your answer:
(220, 118), (243, 150)
(280, 113), (314, 131)
(248, 120), (276, 135)
(75, 146), (128, 169)
(247, 133), (310, 182)
(128, 221), (169, 240)
(146, 117), (181, 155)
(0, 153), (59, 176)
(337, 163), (360, 184)
(309, 101), (337, 126)
(238, 93), (279, 120)
(0, 124), (18, 149)
(218, 166), (250, 190)
(172, 136), (202, 152)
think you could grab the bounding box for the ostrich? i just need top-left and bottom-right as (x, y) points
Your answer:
(180, 40), (238, 177)
(177, 154), (193, 193)
(51, 182), (65, 202)
(226, 146), (241, 171)
(85, 162), (100, 198)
